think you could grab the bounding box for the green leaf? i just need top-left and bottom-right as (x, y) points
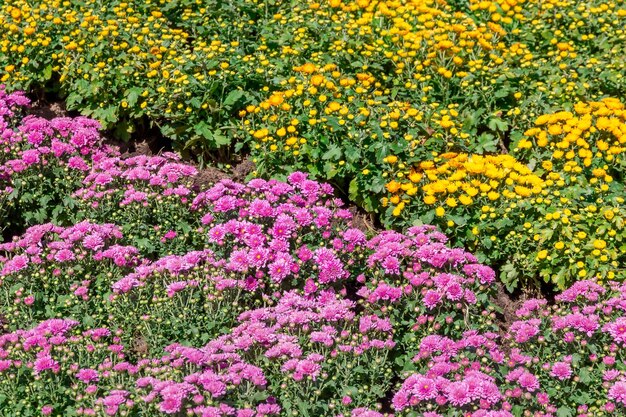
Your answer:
(322, 145), (342, 161)
(488, 118), (508, 132)
(126, 88), (142, 107)
(572, 389), (592, 404)
(194, 122), (212, 140)
(369, 176), (386, 193)
(494, 89), (510, 99)
(343, 145), (361, 163)
(324, 162), (338, 179)
(189, 97), (202, 109)
(449, 215), (467, 226)
(500, 261), (519, 293)
(420, 210), (434, 225)
(213, 131), (231, 146)
(66, 92), (83, 108)
(223, 89), (244, 107)
(43, 64), (53, 80)
(556, 407), (573, 417)
(362, 195), (375, 212)
(541, 30), (553, 40)
(348, 178), (359, 202)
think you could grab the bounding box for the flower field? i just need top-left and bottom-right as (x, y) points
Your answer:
(1, 0), (626, 416)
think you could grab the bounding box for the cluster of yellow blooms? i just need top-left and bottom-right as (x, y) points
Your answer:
(0, 0), (257, 139)
(382, 153), (544, 218)
(383, 98), (626, 288)
(509, 193), (624, 287)
(240, 0), (625, 194)
(506, 98), (626, 287)
(241, 64), (426, 169)
(519, 98), (626, 173)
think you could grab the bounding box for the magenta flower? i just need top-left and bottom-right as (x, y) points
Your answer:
(603, 317), (626, 345)
(76, 368), (99, 383)
(609, 381), (626, 406)
(550, 362), (572, 380)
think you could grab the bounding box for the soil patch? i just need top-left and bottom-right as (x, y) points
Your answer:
(231, 157), (255, 182)
(493, 283), (526, 329)
(194, 166), (231, 189)
(25, 100), (72, 120)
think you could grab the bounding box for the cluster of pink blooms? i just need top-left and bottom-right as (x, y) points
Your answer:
(499, 280), (626, 416)
(155, 289), (395, 416)
(392, 330), (555, 417)
(0, 221), (142, 330)
(359, 226), (495, 305)
(71, 152), (202, 257)
(0, 102), (114, 183)
(391, 280), (626, 416)
(0, 85), (118, 234)
(0, 221), (137, 272)
(0, 85), (29, 120)
(74, 153), (197, 208)
(191, 173), (359, 288)
(0, 317), (279, 417)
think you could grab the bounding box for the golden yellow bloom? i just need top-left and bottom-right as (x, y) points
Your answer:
(593, 239), (607, 250)
(385, 181), (401, 193)
(392, 201), (405, 217)
(327, 101), (341, 112)
(423, 195), (436, 205)
(297, 62), (316, 74)
(487, 191), (500, 201)
(459, 195), (473, 205)
(408, 172), (422, 183)
(310, 75), (325, 86)
(268, 93), (284, 106)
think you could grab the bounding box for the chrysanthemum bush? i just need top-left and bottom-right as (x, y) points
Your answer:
(503, 280), (626, 417)
(389, 281), (626, 417)
(0, 86), (29, 227)
(0, 221), (141, 332)
(73, 153), (202, 258)
(191, 290), (395, 417)
(383, 97), (626, 290)
(1, 0), (625, 170)
(190, 173), (359, 293)
(392, 331), (556, 417)
(356, 227), (500, 371)
(503, 99), (626, 289)
(1, 0), (626, 287)
(0, 318), (278, 416)
(240, 0), (626, 211)
(0, 86), (117, 233)
(381, 153), (545, 263)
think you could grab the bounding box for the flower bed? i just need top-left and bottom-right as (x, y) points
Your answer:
(1, 89), (626, 416)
